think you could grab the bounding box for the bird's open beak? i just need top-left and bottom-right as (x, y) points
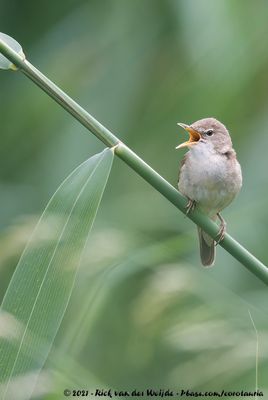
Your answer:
(176, 123), (201, 149)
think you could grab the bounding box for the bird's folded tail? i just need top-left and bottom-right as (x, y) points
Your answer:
(197, 227), (215, 267)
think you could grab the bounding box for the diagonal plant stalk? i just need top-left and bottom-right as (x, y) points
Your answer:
(0, 38), (268, 285)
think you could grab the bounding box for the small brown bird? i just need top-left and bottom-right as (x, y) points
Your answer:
(177, 118), (242, 267)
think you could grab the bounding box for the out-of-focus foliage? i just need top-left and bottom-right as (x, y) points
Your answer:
(0, 0), (267, 398)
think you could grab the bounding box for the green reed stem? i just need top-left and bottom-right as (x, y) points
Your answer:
(1, 39), (267, 285)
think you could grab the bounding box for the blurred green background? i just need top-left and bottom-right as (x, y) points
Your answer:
(1, 0), (268, 398)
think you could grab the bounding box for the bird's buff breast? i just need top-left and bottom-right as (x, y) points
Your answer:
(178, 145), (242, 216)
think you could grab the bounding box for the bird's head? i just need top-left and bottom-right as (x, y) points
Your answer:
(176, 118), (232, 154)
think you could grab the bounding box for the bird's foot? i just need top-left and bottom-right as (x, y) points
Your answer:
(186, 198), (196, 215)
(215, 213), (226, 245)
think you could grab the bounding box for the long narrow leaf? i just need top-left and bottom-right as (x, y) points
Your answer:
(0, 148), (114, 400)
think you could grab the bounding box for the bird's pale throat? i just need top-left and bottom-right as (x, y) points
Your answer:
(176, 123), (201, 149)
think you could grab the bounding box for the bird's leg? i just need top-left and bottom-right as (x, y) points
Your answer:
(215, 213), (226, 245)
(185, 197), (196, 215)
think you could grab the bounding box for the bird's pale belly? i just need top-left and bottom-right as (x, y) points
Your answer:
(178, 152), (241, 216)
(185, 182), (235, 215)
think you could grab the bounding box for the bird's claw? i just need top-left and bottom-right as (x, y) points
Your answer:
(215, 213), (226, 245)
(186, 198), (196, 215)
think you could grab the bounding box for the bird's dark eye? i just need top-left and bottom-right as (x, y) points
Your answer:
(205, 129), (214, 136)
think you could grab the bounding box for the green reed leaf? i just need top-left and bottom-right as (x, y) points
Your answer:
(0, 33), (25, 70)
(0, 148), (114, 400)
